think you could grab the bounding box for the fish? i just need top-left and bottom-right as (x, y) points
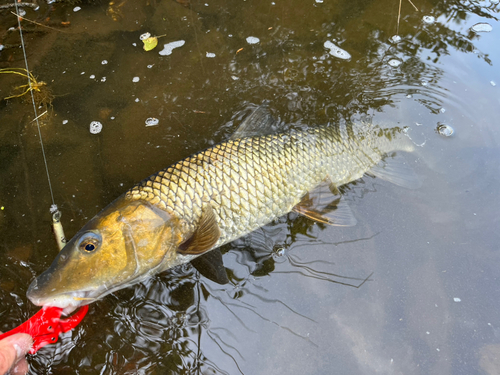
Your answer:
(27, 106), (420, 311)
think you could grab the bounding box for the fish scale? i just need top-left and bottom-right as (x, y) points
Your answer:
(126, 123), (412, 248)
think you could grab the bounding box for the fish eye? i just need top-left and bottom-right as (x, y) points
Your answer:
(78, 232), (101, 253)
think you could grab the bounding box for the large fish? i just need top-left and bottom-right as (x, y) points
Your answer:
(27, 107), (419, 311)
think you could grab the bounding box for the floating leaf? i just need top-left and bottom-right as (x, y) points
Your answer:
(143, 37), (158, 51)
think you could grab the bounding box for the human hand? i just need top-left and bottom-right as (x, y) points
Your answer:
(0, 333), (32, 375)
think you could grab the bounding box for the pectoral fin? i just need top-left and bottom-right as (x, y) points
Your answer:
(293, 181), (357, 227)
(178, 205), (220, 255)
(191, 249), (229, 285)
(368, 154), (421, 189)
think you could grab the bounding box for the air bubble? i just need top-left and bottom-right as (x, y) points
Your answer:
(132, 77), (140, 82)
(140, 32), (151, 41)
(90, 121), (102, 134)
(159, 40), (185, 56)
(388, 59), (402, 67)
(246, 36), (260, 44)
(390, 35), (402, 43)
(436, 123), (454, 137)
(206, 52), (216, 58)
(423, 16), (435, 24)
(145, 118), (159, 127)
(471, 23), (493, 33)
(324, 41), (351, 60)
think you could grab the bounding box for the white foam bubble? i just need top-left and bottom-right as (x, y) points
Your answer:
(390, 35), (402, 43)
(102, 60), (108, 65)
(423, 16), (435, 25)
(246, 36), (260, 44)
(73, 6), (81, 12)
(159, 40), (185, 56)
(206, 52), (216, 58)
(145, 118), (159, 127)
(471, 23), (493, 33)
(324, 41), (351, 60)
(388, 59), (401, 67)
(90, 121), (102, 134)
(132, 77), (140, 82)
(140, 32), (151, 41)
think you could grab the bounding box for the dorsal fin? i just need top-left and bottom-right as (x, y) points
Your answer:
(178, 205), (220, 255)
(230, 105), (277, 140)
(292, 180), (357, 227)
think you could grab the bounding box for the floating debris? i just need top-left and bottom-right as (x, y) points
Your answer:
(436, 123), (454, 137)
(90, 121), (102, 134)
(471, 23), (493, 33)
(143, 37), (158, 51)
(423, 16), (435, 25)
(324, 41), (351, 60)
(390, 35), (402, 43)
(159, 40), (185, 56)
(206, 52), (216, 58)
(145, 118), (159, 127)
(246, 36), (260, 44)
(132, 77), (140, 83)
(388, 59), (402, 67)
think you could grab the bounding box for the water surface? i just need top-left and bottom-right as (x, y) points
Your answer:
(0, 0), (499, 374)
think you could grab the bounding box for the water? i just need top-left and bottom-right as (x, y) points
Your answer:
(0, 0), (499, 374)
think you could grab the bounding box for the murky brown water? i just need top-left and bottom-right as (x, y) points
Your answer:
(1, 0), (499, 374)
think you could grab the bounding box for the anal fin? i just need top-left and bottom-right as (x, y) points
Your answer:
(191, 249), (229, 285)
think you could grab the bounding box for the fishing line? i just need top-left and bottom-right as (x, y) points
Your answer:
(13, 1), (66, 250)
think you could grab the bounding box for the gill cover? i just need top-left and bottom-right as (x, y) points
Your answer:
(27, 198), (182, 308)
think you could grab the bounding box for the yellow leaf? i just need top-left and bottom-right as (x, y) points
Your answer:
(143, 37), (158, 51)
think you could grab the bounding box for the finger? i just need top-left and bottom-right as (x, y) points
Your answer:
(10, 358), (29, 375)
(0, 333), (33, 374)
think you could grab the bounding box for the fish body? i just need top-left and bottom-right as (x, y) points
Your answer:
(27, 109), (418, 310)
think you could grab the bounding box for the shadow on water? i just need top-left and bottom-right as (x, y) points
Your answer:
(1, 0), (500, 374)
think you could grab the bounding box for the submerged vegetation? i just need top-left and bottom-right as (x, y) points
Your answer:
(0, 67), (54, 109)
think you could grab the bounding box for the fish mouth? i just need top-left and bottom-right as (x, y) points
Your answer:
(27, 288), (97, 314)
